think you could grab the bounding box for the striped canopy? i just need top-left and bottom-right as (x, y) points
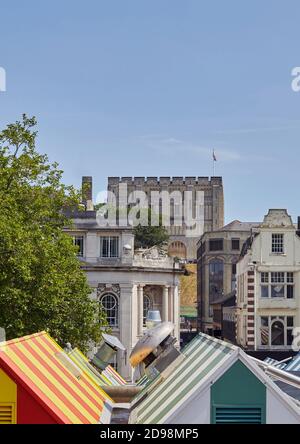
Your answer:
(263, 357), (288, 370)
(0, 332), (113, 424)
(285, 353), (300, 372)
(132, 334), (236, 424)
(68, 347), (126, 386)
(102, 365), (127, 386)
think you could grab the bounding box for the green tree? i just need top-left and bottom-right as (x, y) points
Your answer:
(0, 114), (108, 351)
(133, 209), (169, 249)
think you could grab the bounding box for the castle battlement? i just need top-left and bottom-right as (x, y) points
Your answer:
(107, 176), (223, 187)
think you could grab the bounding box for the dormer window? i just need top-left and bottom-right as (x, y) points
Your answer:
(272, 233), (284, 254)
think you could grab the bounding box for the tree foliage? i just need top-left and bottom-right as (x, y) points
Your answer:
(133, 209), (169, 249)
(0, 115), (108, 350)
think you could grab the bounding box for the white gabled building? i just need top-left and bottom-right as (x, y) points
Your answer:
(236, 209), (300, 352)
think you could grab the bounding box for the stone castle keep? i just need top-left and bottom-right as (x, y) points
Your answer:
(107, 176), (224, 260)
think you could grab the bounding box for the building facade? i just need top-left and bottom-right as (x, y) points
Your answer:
(210, 292), (236, 342)
(65, 210), (182, 380)
(197, 221), (258, 334)
(236, 209), (300, 352)
(107, 176), (224, 260)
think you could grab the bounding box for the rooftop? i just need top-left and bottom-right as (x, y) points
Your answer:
(217, 220), (260, 232)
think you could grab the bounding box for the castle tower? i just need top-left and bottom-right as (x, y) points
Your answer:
(107, 176), (224, 260)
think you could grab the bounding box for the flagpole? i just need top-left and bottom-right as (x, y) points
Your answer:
(212, 149), (216, 177)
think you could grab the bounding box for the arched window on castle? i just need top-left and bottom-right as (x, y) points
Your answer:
(168, 241), (187, 259)
(100, 293), (119, 328)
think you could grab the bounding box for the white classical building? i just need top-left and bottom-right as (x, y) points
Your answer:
(236, 209), (300, 352)
(65, 210), (182, 380)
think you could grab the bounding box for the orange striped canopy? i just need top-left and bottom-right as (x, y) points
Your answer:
(0, 331), (113, 424)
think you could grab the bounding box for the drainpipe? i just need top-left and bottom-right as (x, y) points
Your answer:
(253, 263), (257, 352)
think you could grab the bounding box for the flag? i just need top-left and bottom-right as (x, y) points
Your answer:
(213, 150), (217, 161)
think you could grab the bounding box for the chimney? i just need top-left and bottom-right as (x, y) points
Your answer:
(82, 176), (94, 210)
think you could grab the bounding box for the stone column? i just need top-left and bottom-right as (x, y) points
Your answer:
(162, 285), (169, 322)
(138, 284), (144, 336)
(119, 283), (134, 380)
(173, 285), (180, 343)
(169, 286), (174, 323)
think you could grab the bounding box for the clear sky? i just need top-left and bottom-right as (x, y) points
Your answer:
(0, 0), (300, 223)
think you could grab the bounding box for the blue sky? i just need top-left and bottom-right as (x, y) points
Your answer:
(0, 0), (300, 223)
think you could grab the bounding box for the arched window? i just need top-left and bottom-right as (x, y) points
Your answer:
(168, 241), (187, 259)
(209, 259), (224, 303)
(271, 320), (284, 346)
(100, 293), (119, 328)
(143, 295), (152, 326)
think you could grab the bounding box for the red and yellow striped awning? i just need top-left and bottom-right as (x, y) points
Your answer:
(0, 332), (113, 424)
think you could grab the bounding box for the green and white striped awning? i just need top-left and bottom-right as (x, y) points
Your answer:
(131, 334), (237, 424)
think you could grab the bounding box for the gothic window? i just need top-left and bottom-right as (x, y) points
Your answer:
(100, 293), (119, 327)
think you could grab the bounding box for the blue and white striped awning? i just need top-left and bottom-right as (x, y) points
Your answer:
(285, 353), (300, 372)
(263, 357), (288, 370)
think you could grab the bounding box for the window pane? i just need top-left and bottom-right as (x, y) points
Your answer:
(287, 272), (294, 283)
(287, 329), (293, 346)
(271, 285), (284, 298)
(110, 237), (119, 257)
(232, 239), (240, 250)
(287, 285), (294, 299)
(271, 272), (284, 283)
(209, 239), (223, 251)
(271, 321), (284, 346)
(260, 317), (269, 345)
(261, 286), (269, 298)
(287, 317), (294, 327)
(73, 236), (84, 256)
(209, 260), (224, 303)
(261, 273), (269, 283)
(100, 293), (119, 327)
(100, 237), (119, 258)
(101, 237), (109, 257)
(272, 234), (284, 254)
(261, 316), (269, 327)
